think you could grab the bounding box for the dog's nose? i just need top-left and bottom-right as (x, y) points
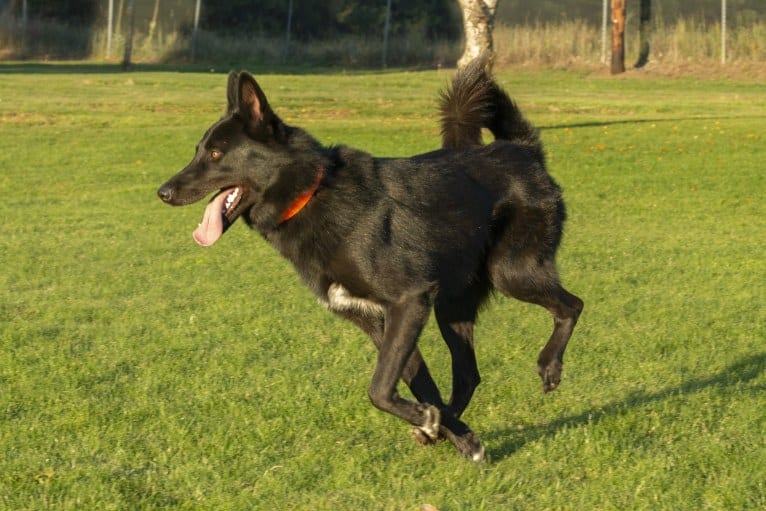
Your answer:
(157, 185), (174, 203)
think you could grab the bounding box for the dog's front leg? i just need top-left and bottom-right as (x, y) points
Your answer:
(366, 291), (441, 440)
(323, 282), (445, 408)
(330, 306), (445, 409)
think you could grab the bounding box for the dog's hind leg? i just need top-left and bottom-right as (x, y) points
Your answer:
(427, 290), (487, 461)
(490, 257), (583, 393)
(536, 285), (583, 393)
(434, 288), (485, 419)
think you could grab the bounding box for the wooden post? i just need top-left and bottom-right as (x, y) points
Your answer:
(610, 0), (626, 74)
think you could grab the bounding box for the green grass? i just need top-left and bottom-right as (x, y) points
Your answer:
(1, 64), (764, 510)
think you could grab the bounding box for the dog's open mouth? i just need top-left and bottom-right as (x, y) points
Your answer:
(192, 186), (245, 247)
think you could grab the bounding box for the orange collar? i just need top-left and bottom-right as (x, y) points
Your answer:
(279, 166), (325, 223)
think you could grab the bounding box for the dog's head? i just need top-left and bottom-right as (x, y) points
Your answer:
(157, 72), (322, 246)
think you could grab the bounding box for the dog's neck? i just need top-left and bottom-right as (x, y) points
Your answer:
(279, 165), (325, 223)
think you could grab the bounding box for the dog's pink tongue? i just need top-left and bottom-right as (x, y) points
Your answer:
(192, 192), (227, 247)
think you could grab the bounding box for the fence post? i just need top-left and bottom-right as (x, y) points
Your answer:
(20, 0), (28, 56)
(383, 0), (392, 68)
(191, 0), (201, 61)
(106, 0), (114, 59)
(601, 0), (608, 64)
(285, 0), (293, 57)
(721, 0), (727, 64)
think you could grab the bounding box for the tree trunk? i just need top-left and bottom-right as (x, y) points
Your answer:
(145, 0), (161, 50)
(3, 0), (18, 17)
(121, 0), (136, 70)
(20, 0), (28, 56)
(457, 0), (498, 69)
(610, 0), (626, 74)
(634, 0), (651, 68)
(115, 0), (125, 37)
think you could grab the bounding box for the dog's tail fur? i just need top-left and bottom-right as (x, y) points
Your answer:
(439, 57), (544, 163)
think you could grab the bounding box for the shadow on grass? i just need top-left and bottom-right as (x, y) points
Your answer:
(486, 352), (766, 460)
(538, 115), (766, 131)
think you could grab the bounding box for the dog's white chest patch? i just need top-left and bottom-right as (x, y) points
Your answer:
(323, 283), (385, 317)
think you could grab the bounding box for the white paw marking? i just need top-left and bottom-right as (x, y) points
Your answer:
(472, 444), (485, 462)
(418, 406), (441, 440)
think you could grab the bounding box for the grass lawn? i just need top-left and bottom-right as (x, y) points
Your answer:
(0, 63), (764, 510)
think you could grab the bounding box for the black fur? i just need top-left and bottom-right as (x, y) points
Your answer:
(158, 59), (583, 461)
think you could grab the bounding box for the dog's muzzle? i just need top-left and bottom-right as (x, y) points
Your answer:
(157, 184), (175, 204)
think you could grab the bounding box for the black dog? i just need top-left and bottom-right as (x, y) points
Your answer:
(158, 59), (583, 461)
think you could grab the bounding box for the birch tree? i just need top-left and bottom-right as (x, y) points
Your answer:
(145, 0), (160, 51)
(457, 0), (498, 69)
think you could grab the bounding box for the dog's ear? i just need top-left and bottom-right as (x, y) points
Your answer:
(226, 71), (238, 112)
(237, 72), (272, 124)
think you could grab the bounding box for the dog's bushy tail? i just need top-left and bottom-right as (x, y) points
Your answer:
(439, 57), (544, 163)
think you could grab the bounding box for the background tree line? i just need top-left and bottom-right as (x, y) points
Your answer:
(1, 0), (762, 40)
(1, 0), (763, 66)
(0, 0), (462, 40)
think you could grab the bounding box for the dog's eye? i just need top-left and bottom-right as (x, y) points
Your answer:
(210, 150), (223, 161)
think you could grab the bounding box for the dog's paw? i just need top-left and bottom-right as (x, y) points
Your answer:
(538, 359), (563, 393)
(453, 431), (485, 462)
(410, 405), (443, 445)
(410, 427), (444, 446)
(420, 405), (441, 440)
